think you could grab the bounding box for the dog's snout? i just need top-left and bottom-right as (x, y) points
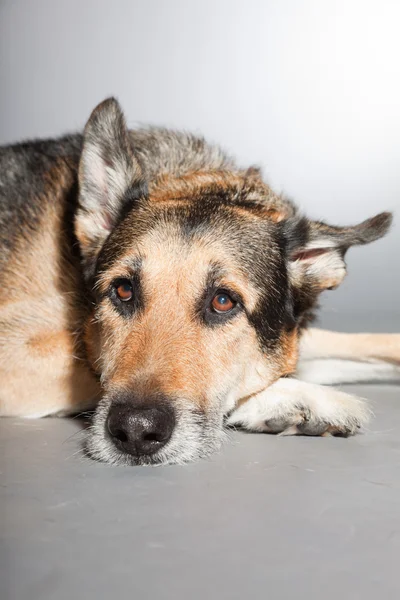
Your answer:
(106, 403), (175, 457)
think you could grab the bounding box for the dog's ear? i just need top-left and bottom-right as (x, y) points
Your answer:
(286, 212), (392, 316)
(75, 97), (146, 274)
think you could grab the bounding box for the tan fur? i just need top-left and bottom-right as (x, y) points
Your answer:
(301, 328), (400, 365)
(0, 162), (100, 417)
(150, 169), (291, 221)
(278, 328), (300, 375)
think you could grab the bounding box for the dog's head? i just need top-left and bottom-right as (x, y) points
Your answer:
(75, 98), (392, 465)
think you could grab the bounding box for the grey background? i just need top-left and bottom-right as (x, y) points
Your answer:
(0, 0), (399, 324)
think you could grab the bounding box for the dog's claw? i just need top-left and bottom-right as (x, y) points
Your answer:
(278, 425), (300, 436)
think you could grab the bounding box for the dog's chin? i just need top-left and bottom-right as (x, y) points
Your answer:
(84, 397), (226, 466)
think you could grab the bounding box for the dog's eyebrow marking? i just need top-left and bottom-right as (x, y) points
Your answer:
(204, 263), (241, 296)
(125, 256), (143, 273)
(206, 262), (250, 300)
(194, 262), (246, 325)
(194, 263), (226, 313)
(207, 262), (227, 285)
(95, 256), (143, 297)
(201, 262), (260, 314)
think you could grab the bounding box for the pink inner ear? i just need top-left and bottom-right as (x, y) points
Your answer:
(100, 210), (114, 232)
(291, 247), (330, 262)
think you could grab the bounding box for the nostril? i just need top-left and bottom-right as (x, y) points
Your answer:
(113, 429), (128, 443)
(106, 414), (129, 442)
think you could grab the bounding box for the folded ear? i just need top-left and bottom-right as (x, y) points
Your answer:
(75, 97), (147, 275)
(286, 212), (392, 318)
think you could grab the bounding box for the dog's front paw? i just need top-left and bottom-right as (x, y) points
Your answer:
(261, 406), (363, 437)
(226, 378), (372, 437)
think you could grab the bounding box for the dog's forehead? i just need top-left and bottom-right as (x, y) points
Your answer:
(98, 194), (283, 292)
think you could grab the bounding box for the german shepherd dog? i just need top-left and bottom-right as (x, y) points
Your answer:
(1, 98), (399, 465)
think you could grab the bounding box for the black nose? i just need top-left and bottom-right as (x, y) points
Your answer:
(106, 403), (175, 457)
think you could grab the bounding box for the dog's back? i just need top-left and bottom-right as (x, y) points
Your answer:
(0, 128), (232, 253)
(0, 135), (92, 415)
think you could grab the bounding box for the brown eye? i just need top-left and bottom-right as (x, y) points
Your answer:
(211, 292), (236, 313)
(116, 280), (133, 302)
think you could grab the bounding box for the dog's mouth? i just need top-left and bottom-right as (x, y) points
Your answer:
(84, 397), (226, 466)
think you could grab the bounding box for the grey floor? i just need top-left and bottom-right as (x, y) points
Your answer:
(1, 384), (399, 600)
(1, 311), (400, 600)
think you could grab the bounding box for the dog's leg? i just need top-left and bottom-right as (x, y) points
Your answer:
(297, 329), (400, 384)
(226, 377), (371, 436)
(300, 328), (400, 363)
